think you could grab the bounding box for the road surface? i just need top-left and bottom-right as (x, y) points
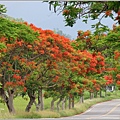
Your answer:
(64, 99), (120, 119)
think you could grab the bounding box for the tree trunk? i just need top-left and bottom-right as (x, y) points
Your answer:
(51, 98), (56, 111)
(105, 90), (107, 97)
(34, 88), (44, 111)
(57, 97), (63, 111)
(34, 101), (39, 111)
(6, 93), (15, 114)
(90, 92), (92, 99)
(0, 88), (15, 114)
(94, 91), (98, 98)
(90, 92), (94, 99)
(68, 97), (72, 109)
(62, 97), (66, 110)
(92, 92), (94, 98)
(38, 88), (44, 111)
(65, 97), (67, 109)
(25, 91), (36, 112)
(100, 90), (102, 97)
(72, 96), (74, 108)
(79, 95), (84, 103)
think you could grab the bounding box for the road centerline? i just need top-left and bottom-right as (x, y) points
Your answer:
(103, 103), (120, 116)
(86, 101), (120, 119)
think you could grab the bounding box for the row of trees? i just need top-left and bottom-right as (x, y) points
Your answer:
(0, 3), (120, 114)
(0, 16), (120, 114)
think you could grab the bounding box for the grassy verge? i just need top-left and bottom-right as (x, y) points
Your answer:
(0, 91), (120, 118)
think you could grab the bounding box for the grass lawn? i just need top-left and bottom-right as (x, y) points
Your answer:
(0, 90), (120, 118)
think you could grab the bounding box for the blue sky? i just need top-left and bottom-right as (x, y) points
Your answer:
(0, 1), (115, 39)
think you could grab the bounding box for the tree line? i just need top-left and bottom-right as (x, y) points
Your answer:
(0, 3), (120, 114)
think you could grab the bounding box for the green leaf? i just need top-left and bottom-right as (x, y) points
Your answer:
(82, 19), (87, 24)
(0, 43), (6, 49)
(0, 82), (2, 88)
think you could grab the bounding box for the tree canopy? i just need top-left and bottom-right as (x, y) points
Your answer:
(48, 1), (120, 27)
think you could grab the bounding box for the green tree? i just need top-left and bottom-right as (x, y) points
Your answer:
(48, 1), (120, 27)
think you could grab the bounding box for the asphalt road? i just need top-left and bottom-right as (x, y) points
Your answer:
(64, 99), (120, 119)
(2, 99), (120, 120)
(40, 99), (120, 120)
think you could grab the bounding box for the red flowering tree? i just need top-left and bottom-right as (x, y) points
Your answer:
(71, 30), (106, 99)
(21, 23), (77, 112)
(0, 17), (39, 113)
(114, 50), (120, 90)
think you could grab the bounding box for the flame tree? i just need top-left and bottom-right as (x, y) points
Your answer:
(0, 17), (39, 113)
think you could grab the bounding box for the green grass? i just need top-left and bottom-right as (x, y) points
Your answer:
(0, 90), (120, 118)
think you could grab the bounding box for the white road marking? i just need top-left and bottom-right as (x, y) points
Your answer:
(86, 102), (120, 119)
